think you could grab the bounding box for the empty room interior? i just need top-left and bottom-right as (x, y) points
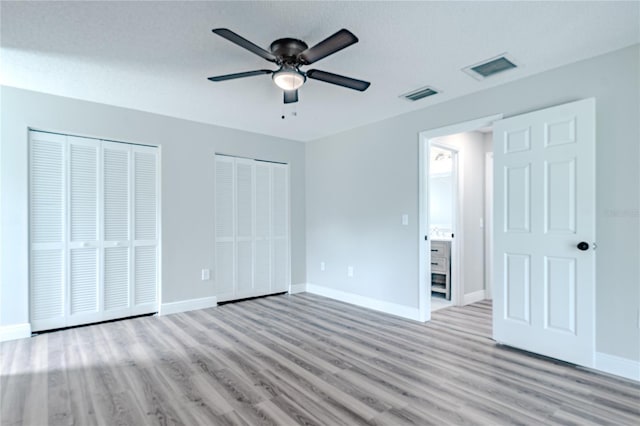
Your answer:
(1, 1), (639, 425)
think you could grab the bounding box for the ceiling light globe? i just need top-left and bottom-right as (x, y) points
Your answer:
(273, 69), (305, 91)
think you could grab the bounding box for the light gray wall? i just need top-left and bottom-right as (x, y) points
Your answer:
(0, 86), (306, 327)
(306, 45), (640, 360)
(431, 131), (487, 296)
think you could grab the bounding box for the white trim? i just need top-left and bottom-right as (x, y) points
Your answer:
(159, 296), (217, 316)
(0, 323), (32, 342)
(463, 289), (486, 305)
(594, 352), (640, 382)
(289, 283), (307, 294)
(418, 114), (503, 322)
(306, 284), (421, 321)
(484, 151), (494, 300)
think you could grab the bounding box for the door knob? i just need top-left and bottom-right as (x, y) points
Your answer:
(577, 242), (589, 251)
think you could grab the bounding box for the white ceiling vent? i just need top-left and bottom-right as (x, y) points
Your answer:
(463, 53), (519, 80)
(400, 86), (440, 102)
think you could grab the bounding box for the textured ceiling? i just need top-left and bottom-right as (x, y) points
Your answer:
(1, 1), (638, 142)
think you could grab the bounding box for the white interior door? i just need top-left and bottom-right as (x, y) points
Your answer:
(493, 98), (596, 367)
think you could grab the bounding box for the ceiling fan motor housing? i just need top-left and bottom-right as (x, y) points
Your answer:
(270, 38), (309, 64)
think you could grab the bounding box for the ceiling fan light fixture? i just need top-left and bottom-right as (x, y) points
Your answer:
(273, 68), (305, 91)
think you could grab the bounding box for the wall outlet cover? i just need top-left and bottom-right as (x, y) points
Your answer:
(201, 269), (211, 280)
(347, 266), (354, 277)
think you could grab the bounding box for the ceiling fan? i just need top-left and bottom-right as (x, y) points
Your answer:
(207, 28), (371, 104)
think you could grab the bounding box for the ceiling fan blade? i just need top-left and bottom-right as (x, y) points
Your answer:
(212, 28), (277, 62)
(298, 29), (358, 65)
(208, 69), (273, 82)
(306, 69), (370, 91)
(283, 90), (299, 104)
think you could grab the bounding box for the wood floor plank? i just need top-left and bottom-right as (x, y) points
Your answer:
(1, 293), (639, 425)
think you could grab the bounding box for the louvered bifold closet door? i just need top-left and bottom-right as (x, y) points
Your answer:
(30, 132), (66, 330)
(253, 162), (272, 294)
(271, 164), (289, 292)
(103, 141), (131, 313)
(235, 158), (255, 298)
(214, 155), (288, 301)
(67, 136), (100, 325)
(215, 156), (235, 301)
(132, 147), (159, 311)
(30, 131), (159, 332)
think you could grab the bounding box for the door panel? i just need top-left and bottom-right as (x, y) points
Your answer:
(505, 165), (531, 232)
(104, 246), (130, 311)
(493, 98), (595, 368)
(69, 248), (98, 314)
(545, 159), (576, 233)
(134, 246), (157, 306)
(505, 253), (530, 323)
(544, 256), (576, 333)
(31, 249), (65, 322)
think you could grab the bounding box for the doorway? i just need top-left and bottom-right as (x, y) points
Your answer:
(428, 144), (457, 311)
(418, 114), (502, 321)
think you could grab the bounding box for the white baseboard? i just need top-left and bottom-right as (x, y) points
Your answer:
(463, 289), (487, 305)
(289, 283), (307, 294)
(159, 296), (217, 316)
(306, 284), (421, 321)
(595, 352), (640, 382)
(0, 323), (32, 342)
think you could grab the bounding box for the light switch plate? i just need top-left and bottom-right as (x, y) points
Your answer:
(320, 262), (326, 271)
(347, 266), (354, 277)
(402, 214), (409, 226)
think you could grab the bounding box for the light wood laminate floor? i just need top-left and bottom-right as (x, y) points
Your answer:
(2, 294), (639, 425)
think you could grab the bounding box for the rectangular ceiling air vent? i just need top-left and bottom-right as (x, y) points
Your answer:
(401, 86), (440, 102)
(463, 53), (519, 80)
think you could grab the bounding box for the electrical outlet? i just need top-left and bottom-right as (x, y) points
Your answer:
(320, 262), (326, 271)
(201, 269), (210, 281)
(402, 214), (409, 226)
(347, 266), (354, 277)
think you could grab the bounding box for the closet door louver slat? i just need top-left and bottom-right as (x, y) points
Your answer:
(31, 250), (65, 321)
(69, 142), (98, 241)
(70, 249), (98, 314)
(104, 247), (130, 310)
(134, 151), (157, 241)
(104, 147), (130, 242)
(30, 137), (65, 245)
(135, 246), (157, 305)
